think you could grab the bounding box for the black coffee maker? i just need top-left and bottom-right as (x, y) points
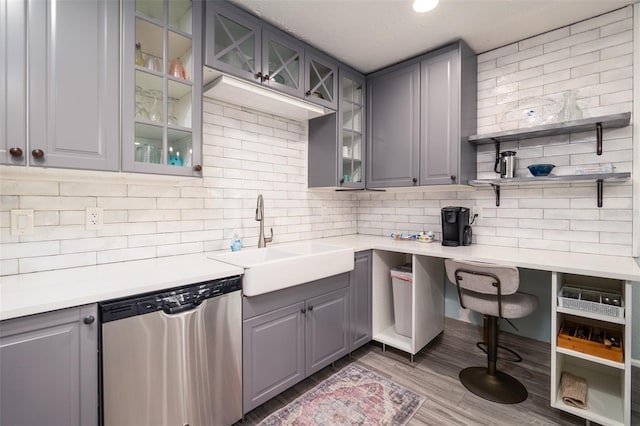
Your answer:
(441, 206), (472, 246)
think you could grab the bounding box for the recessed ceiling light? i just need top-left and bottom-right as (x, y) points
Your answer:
(412, 0), (439, 13)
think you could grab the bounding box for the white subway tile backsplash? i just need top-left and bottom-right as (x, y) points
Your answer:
(570, 6), (631, 34)
(60, 236), (127, 254)
(519, 27), (570, 50)
(544, 28), (599, 53)
(97, 247), (156, 264)
(1, 180), (58, 196)
(20, 252), (96, 274)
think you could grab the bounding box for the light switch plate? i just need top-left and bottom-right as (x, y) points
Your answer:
(11, 209), (34, 235)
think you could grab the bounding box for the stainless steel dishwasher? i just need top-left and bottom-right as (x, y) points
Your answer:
(99, 276), (242, 426)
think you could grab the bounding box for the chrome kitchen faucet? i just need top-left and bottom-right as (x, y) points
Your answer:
(256, 194), (273, 248)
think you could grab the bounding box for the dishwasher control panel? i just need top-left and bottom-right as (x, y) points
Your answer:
(100, 275), (241, 322)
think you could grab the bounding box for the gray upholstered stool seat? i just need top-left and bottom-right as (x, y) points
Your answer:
(444, 258), (539, 404)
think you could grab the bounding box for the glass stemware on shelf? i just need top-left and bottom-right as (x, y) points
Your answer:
(147, 89), (163, 122)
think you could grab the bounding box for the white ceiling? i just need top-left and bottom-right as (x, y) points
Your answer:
(229, 0), (634, 74)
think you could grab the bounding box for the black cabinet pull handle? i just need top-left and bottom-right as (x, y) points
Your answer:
(83, 315), (95, 325)
(9, 147), (23, 157)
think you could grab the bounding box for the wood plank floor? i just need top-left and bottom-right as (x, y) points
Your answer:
(241, 318), (638, 425)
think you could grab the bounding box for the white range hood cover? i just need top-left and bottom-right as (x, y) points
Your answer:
(203, 75), (332, 121)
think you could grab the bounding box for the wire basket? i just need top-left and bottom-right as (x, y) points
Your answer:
(558, 286), (624, 319)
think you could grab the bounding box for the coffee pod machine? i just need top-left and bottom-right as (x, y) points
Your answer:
(441, 206), (472, 246)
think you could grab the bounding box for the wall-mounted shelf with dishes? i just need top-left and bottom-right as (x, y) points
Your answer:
(468, 112), (632, 207)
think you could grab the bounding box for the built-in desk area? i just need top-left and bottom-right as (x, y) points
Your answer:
(320, 235), (639, 426)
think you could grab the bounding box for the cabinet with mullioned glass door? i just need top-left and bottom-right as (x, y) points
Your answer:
(205, 1), (305, 99)
(308, 66), (365, 189)
(122, 0), (203, 176)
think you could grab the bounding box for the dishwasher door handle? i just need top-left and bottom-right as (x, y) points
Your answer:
(163, 300), (203, 315)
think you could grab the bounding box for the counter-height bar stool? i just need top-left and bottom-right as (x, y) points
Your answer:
(444, 259), (538, 404)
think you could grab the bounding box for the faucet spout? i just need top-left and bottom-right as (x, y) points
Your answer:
(256, 194), (272, 248)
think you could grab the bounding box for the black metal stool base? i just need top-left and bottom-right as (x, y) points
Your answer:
(459, 366), (528, 404)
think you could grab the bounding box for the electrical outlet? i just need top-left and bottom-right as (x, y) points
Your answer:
(86, 207), (104, 230)
(11, 209), (34, 235)
(470, 206), (483, 222)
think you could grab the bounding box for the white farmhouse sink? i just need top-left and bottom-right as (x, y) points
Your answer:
(210, 242), (354, 296)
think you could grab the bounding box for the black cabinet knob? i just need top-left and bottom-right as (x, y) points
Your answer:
(307, 305), (313, 311)
(300, 308), (307, 314)
(193, 164), (202, 172)
(305, 90), (311, 96)
(450, 175), (456, 182)
(31, 149), (45, 159)
(255, 72), (262, 80)
(412, 177), (417, 184)
(83, 315), (95, 325)
(9, 147), (23, 157)
(263, 74), (270, 82)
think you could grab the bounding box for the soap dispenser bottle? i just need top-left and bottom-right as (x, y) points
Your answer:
(230, 233), (242, 251)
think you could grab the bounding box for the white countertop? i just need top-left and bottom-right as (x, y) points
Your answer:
(319, 235), (640, 282)
(0, 254), (243, 321)
(2, 236), (639, 321)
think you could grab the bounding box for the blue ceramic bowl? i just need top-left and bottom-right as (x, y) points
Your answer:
(527, 164), (555, 176)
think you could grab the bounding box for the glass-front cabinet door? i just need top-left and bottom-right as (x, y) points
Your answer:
(305, 51), (337, 110)
(339, 70), (364, 188)
(261, 30), (304, 98)
(123, 0), (202, 176)
(206, 4), (261, 84)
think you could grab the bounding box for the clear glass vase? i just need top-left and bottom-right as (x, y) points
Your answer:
(559, 90), (583, 122)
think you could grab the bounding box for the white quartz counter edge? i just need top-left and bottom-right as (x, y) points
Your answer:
(0, 253), (243, 321)
(318, 235), (640, 282)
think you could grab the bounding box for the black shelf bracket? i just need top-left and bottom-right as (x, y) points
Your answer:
(596, 122), (603, 155)
(491, 184), (501, 207)
(597, 179), (603, 208)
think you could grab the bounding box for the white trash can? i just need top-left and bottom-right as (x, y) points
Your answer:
(390, 264), (412, 337)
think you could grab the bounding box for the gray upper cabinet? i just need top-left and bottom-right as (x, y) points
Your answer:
(205, 1), (304, 99)
(0, 0), (27, 166)
(0, 304), (99, 426)
(1, 0), (119, 170)
(308, 66), (365, 189)
(366, 41), (477, 188)
(305, 49), (338, 110)
(420, 43), (476, 185)
(122, 0), (203, 176)
(261, 29), (304, 98)
(206, 2), (262, 82)
(366, 63), (421, 188)
(350, 250), (372, 351)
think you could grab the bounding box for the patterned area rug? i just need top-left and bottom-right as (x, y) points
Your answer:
(257, 363), (426, 426)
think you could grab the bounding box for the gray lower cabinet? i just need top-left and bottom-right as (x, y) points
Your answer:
(242, 273), (350, 414)
(0, 304), (99, 426)
(366, 41), (477, 188)
(366, 63), (421, 188)
(350, 250), (372, 351)
(243, 301), (306, 414)
(27, 0), (119, 170)
(305, 287), (349, 376)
